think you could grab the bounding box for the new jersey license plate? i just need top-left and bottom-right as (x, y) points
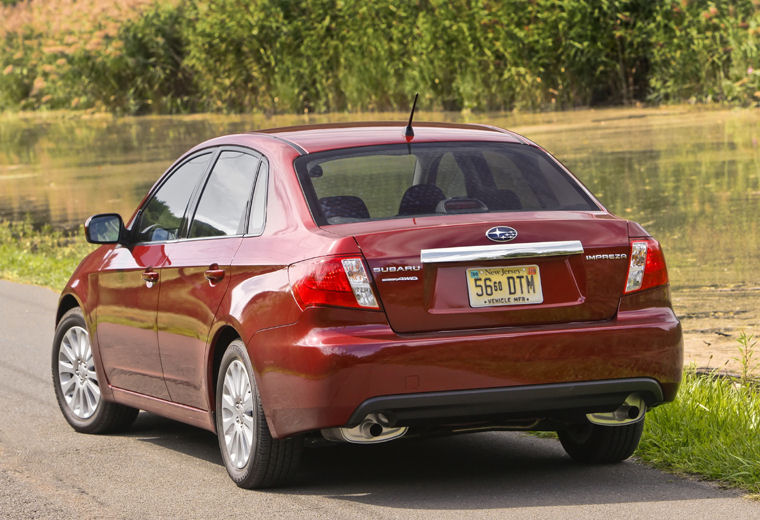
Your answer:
(466, 265), (543, 307)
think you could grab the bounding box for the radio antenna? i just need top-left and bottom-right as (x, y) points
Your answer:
(404, 93), (419, 139)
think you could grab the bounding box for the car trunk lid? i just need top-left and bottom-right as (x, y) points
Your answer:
(332, 213), (631, 333)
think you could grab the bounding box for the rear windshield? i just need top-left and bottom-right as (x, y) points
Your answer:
(294, 142), (599, 225)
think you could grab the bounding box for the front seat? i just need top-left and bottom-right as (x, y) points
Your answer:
(398, 184), (446, 215)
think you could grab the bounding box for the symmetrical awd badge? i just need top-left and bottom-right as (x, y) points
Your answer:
(486, 226), (518, 242)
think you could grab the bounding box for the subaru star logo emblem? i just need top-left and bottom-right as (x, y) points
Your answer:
(486, 226), (518, 242)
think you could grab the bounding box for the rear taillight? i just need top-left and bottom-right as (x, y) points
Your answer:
(624, 238), (668, 293)
(289, 256), (379, 310)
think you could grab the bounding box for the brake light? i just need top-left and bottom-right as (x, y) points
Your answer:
(624, 238), (668, 293)
(289, 256), (379, 310)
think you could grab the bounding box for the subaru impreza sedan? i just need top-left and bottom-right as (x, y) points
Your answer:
(52, 121), (682, 488)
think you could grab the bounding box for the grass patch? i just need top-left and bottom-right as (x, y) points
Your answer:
(0, 219), (95, 290)
(638, 369), (760, 495)
(736, 331), (759, 385)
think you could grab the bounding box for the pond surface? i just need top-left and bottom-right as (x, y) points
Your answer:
(1, 107), (758, 369)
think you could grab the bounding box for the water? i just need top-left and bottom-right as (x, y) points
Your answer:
(2, 107), (759, 369)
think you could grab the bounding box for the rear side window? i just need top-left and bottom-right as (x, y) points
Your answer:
(294, 142), (599, 225)
(248, 160), (268, 236)
(136, 153), (211, 242)
(189, 151), (260, 238)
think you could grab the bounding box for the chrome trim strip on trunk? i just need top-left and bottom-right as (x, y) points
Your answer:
(420, 240), (584, 264)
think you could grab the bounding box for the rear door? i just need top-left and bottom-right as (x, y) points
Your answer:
(156, 149), (262, 409)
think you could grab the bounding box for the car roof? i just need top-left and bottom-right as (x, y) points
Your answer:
(251, 121), (530, 154)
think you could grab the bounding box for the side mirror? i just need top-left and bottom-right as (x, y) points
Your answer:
(85, 213), (126, 244)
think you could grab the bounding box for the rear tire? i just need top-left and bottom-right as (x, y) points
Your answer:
(558, 418), (644, 464)
(215, 339), (302, 488)
(52, 307), (139, 434)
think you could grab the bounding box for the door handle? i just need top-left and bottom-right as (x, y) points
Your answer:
(142, 269), (159, 287)
(204, 267), (225, 283)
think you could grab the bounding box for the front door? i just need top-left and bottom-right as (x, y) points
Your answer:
(95, 152), (212, 398)
(95, 244), (168, 398)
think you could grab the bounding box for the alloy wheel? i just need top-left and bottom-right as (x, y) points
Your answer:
(221, 359), (255, 469)
(57, 326), (100, 419)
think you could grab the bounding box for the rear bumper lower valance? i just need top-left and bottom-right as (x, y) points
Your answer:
(346, 377), (664, 427)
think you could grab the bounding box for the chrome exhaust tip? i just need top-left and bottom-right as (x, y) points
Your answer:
(586, 393), (646, 426)
(321, 413), (408, 444)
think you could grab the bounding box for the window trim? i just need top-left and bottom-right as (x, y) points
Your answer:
(185, 146), (263, 240)
(130, 147), (219, 245)
(245, 158), (269, 238)
(131, 145), (268, 245)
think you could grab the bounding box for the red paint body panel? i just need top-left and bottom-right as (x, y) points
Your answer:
(251, 291), (682, 437)
(95, 244), (171, 399)
(258, 123), (524, 153)
(111, 387), (214, 431)
(57, 244), (115, 403)
(156, 236), (242, 409)
(344, 214), (629, 333)
(56, 122), (684, 440)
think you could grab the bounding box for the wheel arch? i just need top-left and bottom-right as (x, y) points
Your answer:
(56, 293), (81, 325)
(207, 325), (243, 413)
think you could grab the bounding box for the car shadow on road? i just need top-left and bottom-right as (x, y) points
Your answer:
(126, 411), (222, 466)
(124, 412), (737, 510)
(288, 432), (738, 510)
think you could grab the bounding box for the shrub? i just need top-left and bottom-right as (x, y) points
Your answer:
(2, 0), (760, 113)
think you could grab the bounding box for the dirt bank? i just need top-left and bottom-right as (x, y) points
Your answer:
(674, 284), (760, 375)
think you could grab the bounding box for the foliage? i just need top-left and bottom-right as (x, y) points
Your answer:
(2, 0), (760, 114)
(70, 2), (194, 114)
(638, 368), (760, 495)
(181, 0), (660, 112)
(646, 1), (760, 104)
(0, 219), (95, 290)
(0, 0), (186, 113)
(736, 331), (759, 385)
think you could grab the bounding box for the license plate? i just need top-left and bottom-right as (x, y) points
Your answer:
(466, 265), (543, 307)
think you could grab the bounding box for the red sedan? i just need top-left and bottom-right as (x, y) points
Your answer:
(52, 121), (682, 488)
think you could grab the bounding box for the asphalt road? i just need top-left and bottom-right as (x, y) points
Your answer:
(1, 279), (758, 520)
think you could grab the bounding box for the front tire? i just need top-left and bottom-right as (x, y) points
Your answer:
(558, 418), (644, 464)
(215, 339), (301, 488)
(52, 307), (138, 433)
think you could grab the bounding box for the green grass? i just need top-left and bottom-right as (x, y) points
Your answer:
(638, 369), (760, 496)
(529, 372), (760, 496)
(0, 219), (95, 290)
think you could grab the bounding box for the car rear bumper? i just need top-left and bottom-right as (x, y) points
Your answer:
(250, 302), (682, 438)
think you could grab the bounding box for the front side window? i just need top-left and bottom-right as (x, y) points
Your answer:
(294, 142), (599, 225)
(136, 153), (211, 242)
(189, 151), (260, 238)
